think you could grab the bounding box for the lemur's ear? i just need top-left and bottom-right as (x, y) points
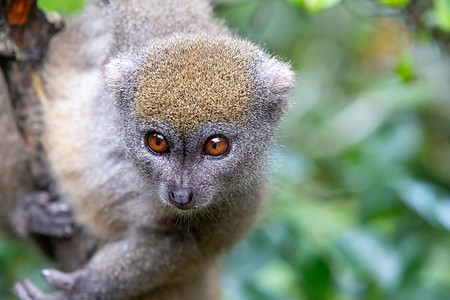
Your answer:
(253, 55), (296, 120)
(102, 53), (139, 90)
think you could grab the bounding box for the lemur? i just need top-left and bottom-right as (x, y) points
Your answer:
(6, 0), (295, 299)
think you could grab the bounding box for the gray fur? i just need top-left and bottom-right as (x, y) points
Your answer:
(14, 0), (295, 299)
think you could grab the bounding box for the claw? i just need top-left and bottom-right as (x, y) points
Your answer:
(47, 202), (71, 215)
(41, 269), (75, 290)
(64, 225), (74, 236)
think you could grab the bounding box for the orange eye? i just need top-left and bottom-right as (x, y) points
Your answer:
(204, 136), (229, 157)
(146, 133), (169, 154)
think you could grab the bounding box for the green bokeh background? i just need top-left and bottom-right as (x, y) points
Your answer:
(1, 0), (450, 299)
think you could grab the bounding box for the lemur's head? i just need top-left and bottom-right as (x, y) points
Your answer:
(104, 34), (294, 212)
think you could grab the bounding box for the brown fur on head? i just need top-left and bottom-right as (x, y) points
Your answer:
(134, 36), (260, 137)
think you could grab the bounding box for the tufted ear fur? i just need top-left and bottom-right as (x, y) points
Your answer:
(252, 55), (296, 121)
(102, 52), (140, 92)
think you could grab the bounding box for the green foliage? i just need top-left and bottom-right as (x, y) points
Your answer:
(378, 0), (411, 8)
(286, 0), (344, 13)
(2, 0), (450, 300)
(216, 0), (450, 299)
(434, 0), (450, 31)
(37, 0), (84, 15)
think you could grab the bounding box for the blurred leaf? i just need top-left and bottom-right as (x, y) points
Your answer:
(434, 0), (450, 31)
(378, 0), (411, 8)
(397, 235), (429, 284)
(254, 261), (298, 299)
(336, 229), (403, 291)
(395, 179), (450, 230)
(299, 255), (332, 300)
(420, 242), (450, 290)
(271, 148), (314, 185)
(309, 80), (430, 156)
(363, 115), (423, 164)
(287, 0), (343, 13)
(286, 0), (302, 6)
(275, 196), (358, 248)
(396, 53), (415, 82)
(37, 0), (84, 15)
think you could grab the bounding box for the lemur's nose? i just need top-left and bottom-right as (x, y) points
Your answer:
(168, 188), (194, 210)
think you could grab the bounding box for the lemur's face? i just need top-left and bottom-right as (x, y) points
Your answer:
(104, 35), (294, 212)
(130, 119), (257, 211)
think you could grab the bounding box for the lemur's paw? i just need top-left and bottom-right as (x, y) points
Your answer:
(14, 279), (68, 300)
(19, 192), (75, 238)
